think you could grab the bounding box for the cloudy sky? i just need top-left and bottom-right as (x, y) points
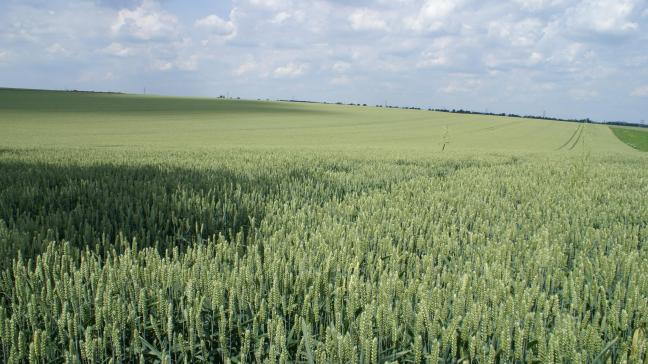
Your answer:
(1, 0), (647, 123)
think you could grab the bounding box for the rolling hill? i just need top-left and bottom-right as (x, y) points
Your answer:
(0, 88), (634, 153)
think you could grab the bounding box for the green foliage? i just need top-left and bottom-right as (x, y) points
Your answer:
(611, 126), (648, 152)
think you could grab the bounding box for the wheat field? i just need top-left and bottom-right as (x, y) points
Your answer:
(0, 88), (646, 363)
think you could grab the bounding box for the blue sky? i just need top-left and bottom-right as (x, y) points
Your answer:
(1, 0), (647, 123)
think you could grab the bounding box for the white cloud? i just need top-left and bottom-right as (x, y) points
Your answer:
(176, 55), (200, 71)
(152, 60), (173, 71)
(546, 42), (595, 67)
(0, 50), (8, 62)
(271, 11), (291, 24)
(441, 78), (482, 94)
(488, 18), (545, 47)
(270, 10), (305, 24)
(417, 52), (448, 68)
(416, 37), (453, 68)
(273, 62), (307, 78)
(111, 0), (179, 40)
(248, 0), (287, 10)
(566, 0), (640, 35)
(331, 75), (351, 85)
(349, 9), (388, 31)
(195, 14), (236, 38)
(406, 0), (461, 32)
(101, 42), (132, 57)
(46, 43), (69, 55)
(149, 54), (200, 72)
(234, 58), (260, 76)
(513, 0), (568, 11)
(631, 85), (648, 97)
(570, 88), (598, 100)
(529, 51), (544, 64)
(331, 61), (351, 73)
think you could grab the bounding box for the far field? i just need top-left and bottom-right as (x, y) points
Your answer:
(0, 88), (635, 153)
(0, 88), (646, 363)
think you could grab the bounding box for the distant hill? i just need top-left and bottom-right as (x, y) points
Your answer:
(0, 87), (636, 154)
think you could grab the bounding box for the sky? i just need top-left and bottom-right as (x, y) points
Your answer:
(1, 0), (647, 123)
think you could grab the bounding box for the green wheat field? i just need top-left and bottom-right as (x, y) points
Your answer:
(0, 88), (647, 363)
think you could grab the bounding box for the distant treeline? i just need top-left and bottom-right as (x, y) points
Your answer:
(428, 108), (648, 128)
(279, 99), (647, 128)
(604, 121), (648, 129)
(426, 108), (594, 124)
(67, 89), (125, 95)
(0, 87), (124, 95)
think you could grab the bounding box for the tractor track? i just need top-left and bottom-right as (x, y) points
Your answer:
(568, 123), (585, 150)
(556, 123), (583, 151)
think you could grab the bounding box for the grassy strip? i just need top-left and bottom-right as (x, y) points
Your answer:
(610, 126), (648, 152)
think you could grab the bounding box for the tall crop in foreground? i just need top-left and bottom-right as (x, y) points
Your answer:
(0, 148), (647, 363)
